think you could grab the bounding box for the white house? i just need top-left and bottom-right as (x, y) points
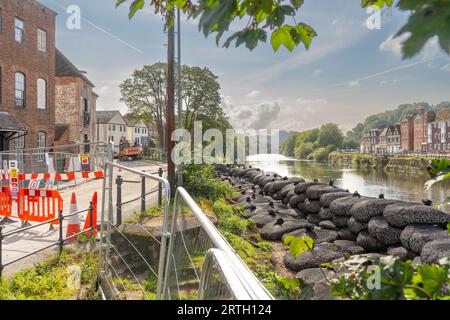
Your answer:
(123, 114), (150, 146)
(96, 111), (128, 151)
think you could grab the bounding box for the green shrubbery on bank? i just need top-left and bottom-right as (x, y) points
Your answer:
(0, 250), (99, 300)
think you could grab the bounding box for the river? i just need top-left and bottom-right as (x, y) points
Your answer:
(246, 154), (450, 211)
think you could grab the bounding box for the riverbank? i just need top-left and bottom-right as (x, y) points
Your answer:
(329, 152), (431, 174)
(216, 164), (450, 299)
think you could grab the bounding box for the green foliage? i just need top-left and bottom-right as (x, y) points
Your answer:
(126, 205), (164, 223)
(0, 250), (99, 300)
(330, 256), (450, 300)
(263, 272), (302, 300)
(257, 241), (273, 253)
(318, 123), (344, 149)
(295, 142), (314, 159)
(183, 163), (234, 201)
(246, 219), (257, 231)
(424, 158), (450, 190)
(309, 147), (329, 162)
(213, 199), (247, 236)
(117, 0), (450, 58)
(283, 235), (315, 257)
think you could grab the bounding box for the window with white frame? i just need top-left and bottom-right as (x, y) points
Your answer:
(37, 78), (46, 109)
(37, 28), (47, 52)
(37, 132), (46, 162)
(15, 17), (24, 43)
(15, 72), (25, 106)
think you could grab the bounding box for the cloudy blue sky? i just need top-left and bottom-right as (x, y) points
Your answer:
(39, 0), (450, 133)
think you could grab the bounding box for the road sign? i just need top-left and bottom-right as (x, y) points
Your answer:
(9, 160), (19, 198)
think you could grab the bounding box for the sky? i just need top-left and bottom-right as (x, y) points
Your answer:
(39, 0), (450, 133)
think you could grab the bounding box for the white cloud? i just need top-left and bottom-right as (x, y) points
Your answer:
(379, 33), (411, 57)
(246, 90), (261, 98)
(313, 69), (324, 75)
(349, 80), (360, 87)
(441, 64), (450, 72)
(379, 78), (400, 86)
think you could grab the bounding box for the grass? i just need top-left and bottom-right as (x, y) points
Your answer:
(0, 249), (99, 300)
(124, 205), (164, 224)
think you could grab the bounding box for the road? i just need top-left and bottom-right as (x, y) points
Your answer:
(0, 160), (167, 277)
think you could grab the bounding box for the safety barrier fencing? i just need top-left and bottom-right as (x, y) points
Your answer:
(98, 161), (171, 300)
(0, 195), (97, 278)
(162, 187), (273, 300)
(98, 160), (272, 300)
(0, 187), (12, 219)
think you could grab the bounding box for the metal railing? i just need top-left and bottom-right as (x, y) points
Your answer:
(98, 161), (171, 300)
(0, 204), (95, 278)
(162, 187), (273, 300)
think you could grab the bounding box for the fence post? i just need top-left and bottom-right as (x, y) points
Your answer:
(58, 210), (64, 255)
(89, 201), (94, 232)
(116, 175), (123, 226)
(0, 226), (3, 279)
(158, 167), (163, 206)
(141, 175), (146, 213)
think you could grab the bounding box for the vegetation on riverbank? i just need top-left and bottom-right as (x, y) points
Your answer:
(0, 250), (99, 300)
(329, 152), (431, 174)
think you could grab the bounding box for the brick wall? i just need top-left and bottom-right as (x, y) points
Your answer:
(0, 0), (56, 150)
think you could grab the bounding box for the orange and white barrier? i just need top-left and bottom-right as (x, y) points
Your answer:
(0, 170), (104, 182)
(17, 189), (63, 225)
(66, 192), (81, 241)
(0, 186), (13, 219)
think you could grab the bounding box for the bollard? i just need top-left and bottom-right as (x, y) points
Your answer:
(141, 176), (146, 213)
(58, 210), (64, 255)
(158, 167), (163, 206)
(116, 175), (123, 226)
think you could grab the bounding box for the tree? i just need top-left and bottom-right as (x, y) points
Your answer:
(120, 63), (231, 149)
(295, 142), (314, 159)
(120, 63), (167, 150)
(180, 66), (230, 134)
(318, 123), (344, 149)
(117, 0), (450, 59)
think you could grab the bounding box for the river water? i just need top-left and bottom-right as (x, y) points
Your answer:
(246, 154), (450, 210)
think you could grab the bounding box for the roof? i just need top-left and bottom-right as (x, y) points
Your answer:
(123, 114), (137, 127)
(0, 112), (27, 132)
(55, 49), (95, 87)
(96, 111), (122, 124)
(379, 128), (388, 137)
(435, 108), (450, 122)
(54, 124), (70, 141)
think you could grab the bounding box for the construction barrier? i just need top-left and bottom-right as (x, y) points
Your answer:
(0, 186), (13, 218)
(17, 189), (63, 225)
(0, 170), (104, 182)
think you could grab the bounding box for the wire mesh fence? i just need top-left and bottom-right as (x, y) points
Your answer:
(98, 162), (170, 300)
(162, 188), (273, 300)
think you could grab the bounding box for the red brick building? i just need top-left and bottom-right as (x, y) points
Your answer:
(413, 107), (435, 152)
(0, 0), (56, 155)
(54, 50), (98, 149)
(428, 108), (450, 153)
(400, 115), (414, 152)
(362, 129), (382, 154)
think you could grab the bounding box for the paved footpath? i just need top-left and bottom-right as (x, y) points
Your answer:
(1, 160), (166, 277)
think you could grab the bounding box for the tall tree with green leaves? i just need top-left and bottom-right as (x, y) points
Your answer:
(120, 63), (231, 149)
(117, 0), (450, 59)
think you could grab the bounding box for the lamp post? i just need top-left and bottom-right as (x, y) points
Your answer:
(166, 9), (176, 195)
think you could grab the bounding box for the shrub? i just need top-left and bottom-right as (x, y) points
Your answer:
(183, 163), (234, 201)
(213, 199), (247, 236)
(295, 142), (314, 159)
(310, 147), (329, 162)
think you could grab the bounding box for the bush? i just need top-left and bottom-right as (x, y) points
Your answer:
(310, 147), (329, 162)
(183, 163), (234, 201)
(213, 199), (247, 236)
(295, 142), (314, 159)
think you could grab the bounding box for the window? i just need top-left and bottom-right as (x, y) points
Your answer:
(14, 18), (24, 43)
(113, 125), (116, 131)
(37, 132), (46, 162)
(82, 87), (88, 112)
(37, 78), (46, 109)
(15, 135), (25, 163)
(15, 72), (25, 106)
(37, 29), (47, 52)
(108, 125), (111, 131)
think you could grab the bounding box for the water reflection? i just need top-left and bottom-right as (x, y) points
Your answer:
(247, 157), (450, 209)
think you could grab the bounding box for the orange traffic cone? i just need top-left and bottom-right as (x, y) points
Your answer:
(83, 192), (98, 236)
(66, 192), (81, 242)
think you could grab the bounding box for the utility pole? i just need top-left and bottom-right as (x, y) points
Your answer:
(177, 8), (183, 188)
(166, 9), (176, 195)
